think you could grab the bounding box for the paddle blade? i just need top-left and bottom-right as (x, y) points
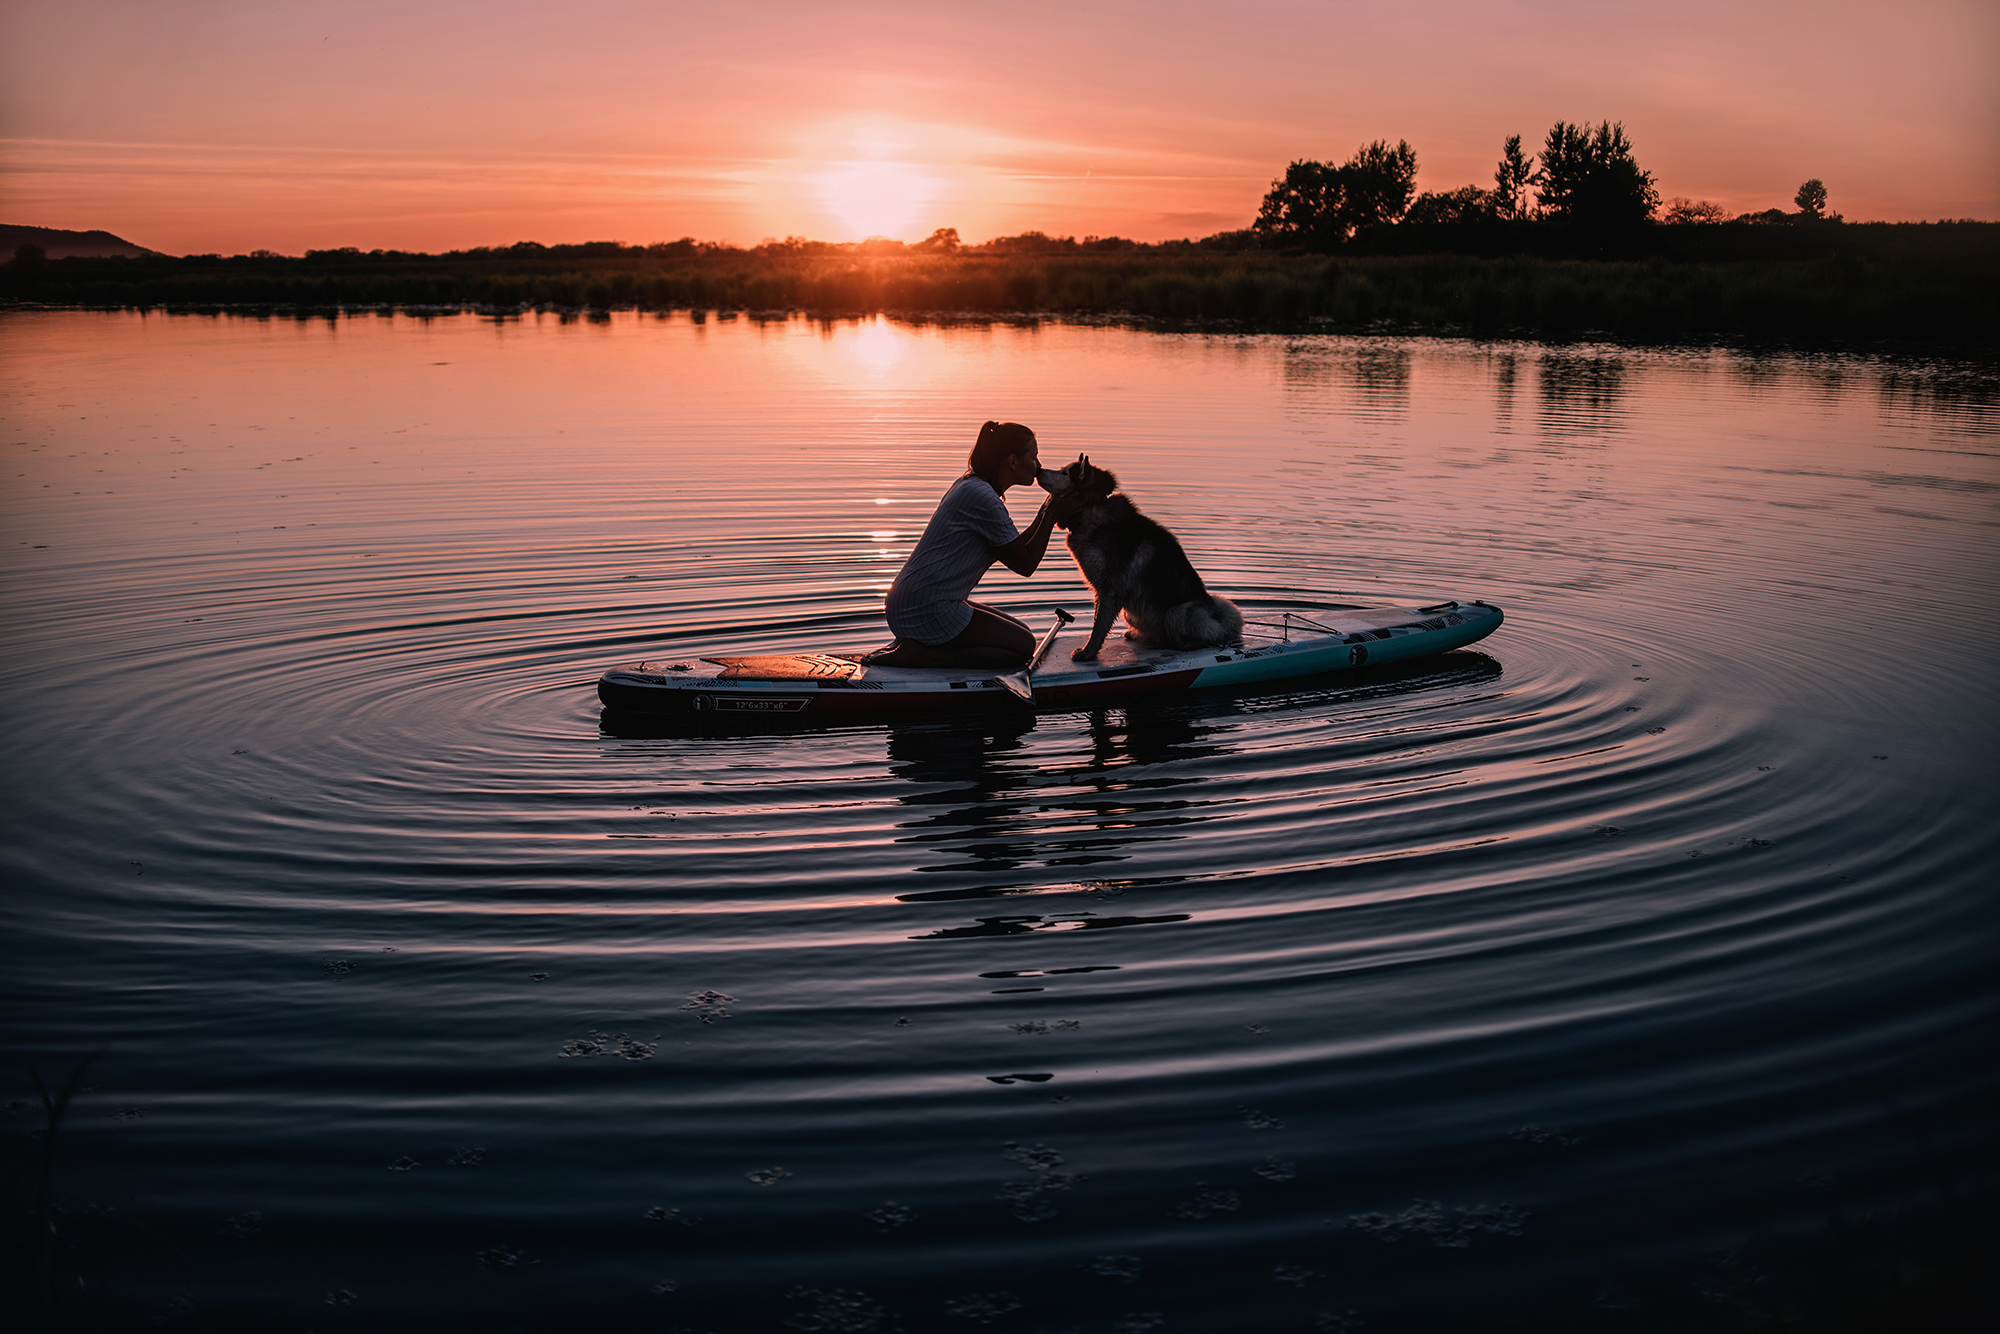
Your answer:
(996, 671), (1034, 701)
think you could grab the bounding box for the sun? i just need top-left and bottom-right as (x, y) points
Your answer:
(820, 160), (931, 240)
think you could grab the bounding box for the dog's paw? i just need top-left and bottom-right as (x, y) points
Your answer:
(1071, 646), (1101, 662)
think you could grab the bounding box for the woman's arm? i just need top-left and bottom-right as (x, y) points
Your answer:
(992, 500), (1060, 577)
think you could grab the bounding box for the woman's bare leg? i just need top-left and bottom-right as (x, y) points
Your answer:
(962, 600), (1031, 633)
(937, 602), (1034, 665)
(866, 602), (1033, 668)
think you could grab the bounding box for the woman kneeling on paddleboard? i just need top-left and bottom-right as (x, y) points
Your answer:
(869, 421), (1069, 669)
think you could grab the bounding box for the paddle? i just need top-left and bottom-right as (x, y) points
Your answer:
(997, 607), (1075, 701)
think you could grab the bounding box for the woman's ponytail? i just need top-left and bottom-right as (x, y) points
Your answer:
(967, 421), (1036, 482)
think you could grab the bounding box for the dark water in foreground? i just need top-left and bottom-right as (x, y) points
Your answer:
(3, 310), (1996, 1332)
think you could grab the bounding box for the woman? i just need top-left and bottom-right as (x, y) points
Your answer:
(871, 421), (1066, 668)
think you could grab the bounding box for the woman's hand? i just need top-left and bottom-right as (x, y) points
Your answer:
(993, 500), (1060, 577)
(1044, 488), (1086, 526)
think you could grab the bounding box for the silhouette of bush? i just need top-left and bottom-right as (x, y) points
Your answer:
(1665, 198), (1731, 225)
(1406, 187), (1499, 226)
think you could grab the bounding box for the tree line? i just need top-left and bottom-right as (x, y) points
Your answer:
(5, 119), (1992, 347)
(1253, 121), (1840, 250)
(0, 121), (1846, 277)
(273, 229), (1216, 268)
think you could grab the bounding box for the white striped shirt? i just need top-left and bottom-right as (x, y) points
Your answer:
(884, 474), (1021, 644)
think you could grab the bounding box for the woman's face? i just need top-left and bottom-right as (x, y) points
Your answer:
(1000, 442), (1041, 488)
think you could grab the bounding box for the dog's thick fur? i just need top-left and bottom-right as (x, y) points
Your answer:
(1039, 456), (1243, 661)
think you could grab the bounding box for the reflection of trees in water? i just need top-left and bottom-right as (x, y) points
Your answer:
(1282, 339), (1412, 423)
(1493, 351), (1520, 432)
(1794, 359), (1855, 405)
(1876, 366), (2000, 438)
(1721, 353), (1998, 437)
(1726, 351), (1792, 398)
(1537, 352), (1629, 436)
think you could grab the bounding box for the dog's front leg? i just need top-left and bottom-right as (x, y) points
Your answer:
(1072, 589), (1122, 660)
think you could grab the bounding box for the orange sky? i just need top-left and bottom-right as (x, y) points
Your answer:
(3, 0), (1995, 255)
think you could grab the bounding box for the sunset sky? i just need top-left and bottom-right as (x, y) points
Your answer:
(3, 0), (1995, 256)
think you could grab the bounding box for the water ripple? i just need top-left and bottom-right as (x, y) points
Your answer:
(3, 311), (1994, 1330)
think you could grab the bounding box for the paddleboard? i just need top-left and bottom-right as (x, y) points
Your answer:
(596, 597), (1502, 717)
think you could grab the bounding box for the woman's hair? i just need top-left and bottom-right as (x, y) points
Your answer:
(967, 420), (1036, 484)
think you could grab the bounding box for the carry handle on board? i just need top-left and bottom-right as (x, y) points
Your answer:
(997, 607), (1076, 702)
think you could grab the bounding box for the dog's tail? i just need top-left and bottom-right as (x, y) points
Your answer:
(1162, 594), (1244, 648)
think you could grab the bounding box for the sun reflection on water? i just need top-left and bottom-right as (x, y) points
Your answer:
(842, 316), (908, 372)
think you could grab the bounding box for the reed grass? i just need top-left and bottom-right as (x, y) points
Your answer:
(4, 224), (1995, 347)
(10, 1055), (103, 1331)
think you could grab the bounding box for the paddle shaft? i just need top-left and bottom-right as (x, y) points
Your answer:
(1027, 607), (1076, 673)
(997, 607), (1074, 701)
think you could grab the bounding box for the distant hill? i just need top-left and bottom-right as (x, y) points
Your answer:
(3, 223), (163, 259)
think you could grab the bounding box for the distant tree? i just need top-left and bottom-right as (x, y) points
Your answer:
(1795, 178), (1828, 218)
(1254, 160), (1350, 249)
(1536, 121), (1659, 228)
(912, 227), (962, 253)
(1404, 186), (1499, 225)
(981, 231), (1078, 254)
(1534, 122), (1590, 216)
(1492, 134), (1535, 221)
(1342, 139), (1420, 226)
(1254, 139), (1419, 249)
(1735, 208), (1793, 225)
(12, 243), (47, 269)
(1663, 197), (1729, 225)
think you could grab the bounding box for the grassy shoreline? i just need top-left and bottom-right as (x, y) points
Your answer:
(5, 223), (1995, 348)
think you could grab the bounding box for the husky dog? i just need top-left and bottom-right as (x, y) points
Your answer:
(1039, 455), (1243, 661)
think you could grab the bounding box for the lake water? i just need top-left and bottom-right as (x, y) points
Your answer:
(3, 309), (1996, 1332)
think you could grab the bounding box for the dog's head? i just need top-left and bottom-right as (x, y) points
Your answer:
(1038, 455), (1118, 517)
